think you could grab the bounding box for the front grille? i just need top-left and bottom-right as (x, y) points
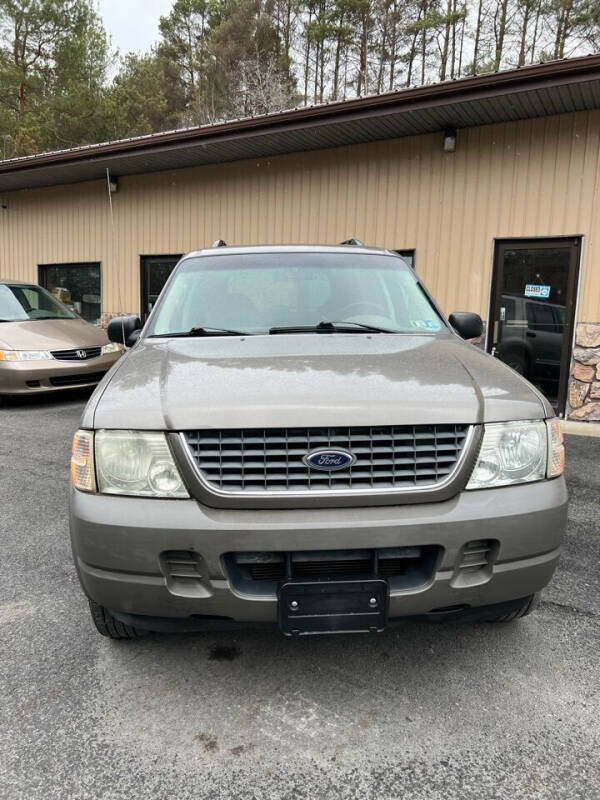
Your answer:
(49, 371), (107, 387)
(183, 424), (470, 494)
(51, 346), (102, 361)
(225, 547), (439, 593)
(240, 557), (411, 581)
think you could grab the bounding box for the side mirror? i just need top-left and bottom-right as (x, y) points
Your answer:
(448, 312), (483, 341)
(107, 315), (142, 348)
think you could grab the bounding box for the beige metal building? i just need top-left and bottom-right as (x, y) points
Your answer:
(1, 55), (600, 420)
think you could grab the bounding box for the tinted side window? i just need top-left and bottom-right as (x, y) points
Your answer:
(526, 302), (555, 332)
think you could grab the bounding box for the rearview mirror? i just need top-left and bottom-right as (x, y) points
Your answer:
(107, 315), (142, 348)
(448, 312), (483, 341)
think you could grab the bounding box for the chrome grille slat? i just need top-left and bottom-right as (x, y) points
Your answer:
(183, 425), (470, 495)
(51, 346), (102, 361)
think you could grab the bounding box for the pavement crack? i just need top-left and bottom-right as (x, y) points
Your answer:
(541, 599), (600, 619)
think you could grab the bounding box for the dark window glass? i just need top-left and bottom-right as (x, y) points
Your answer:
(491, 240), (579, 414)
(394, 250), (415, 269)
(553, 306), (565, 333)
(0, 283), (75, 321)
(500, 297), (517, 320)
(39, 263), (101, 324)
(526, 302), (555, 332)
(141, 255), (182, 320)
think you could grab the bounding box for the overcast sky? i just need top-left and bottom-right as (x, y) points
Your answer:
(98, 0), (174, 55)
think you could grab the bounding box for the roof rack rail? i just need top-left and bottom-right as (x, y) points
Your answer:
(212, 239), (227, 247)
(339, 238), (364, 246)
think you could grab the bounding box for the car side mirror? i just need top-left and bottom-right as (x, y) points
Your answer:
(449, 312), (483, 340)
(107, 315), (142, 348)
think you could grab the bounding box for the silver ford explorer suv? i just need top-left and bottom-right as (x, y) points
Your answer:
(69, 244), (567, 639)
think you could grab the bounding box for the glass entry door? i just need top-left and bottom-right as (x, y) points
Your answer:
(140, 255), (182, 321)
(488, 238), (580, 416)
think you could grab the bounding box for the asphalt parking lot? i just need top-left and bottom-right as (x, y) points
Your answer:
(1, 391), (599, 800)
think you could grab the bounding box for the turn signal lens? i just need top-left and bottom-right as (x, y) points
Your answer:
(546, 418), (565, 478)
(71, 430), (95, 492)
(101, 342), (122, 355)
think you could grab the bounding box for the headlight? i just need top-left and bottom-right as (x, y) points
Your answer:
(95, 430), (189, 498)
(467, 420), (549, 489)
(0, 349), (52, 361)
(101, 342), (122, 355)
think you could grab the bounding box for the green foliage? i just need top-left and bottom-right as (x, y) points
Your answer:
(156, 0), (297, 123)
(0, 0), (598, 157)
(0, 0), (111, 155)
(106, 51), (184, 138)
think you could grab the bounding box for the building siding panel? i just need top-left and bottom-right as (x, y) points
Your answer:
(1, 109), (599, 325)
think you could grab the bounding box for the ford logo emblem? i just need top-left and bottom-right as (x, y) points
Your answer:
(303, 449), (356, 471)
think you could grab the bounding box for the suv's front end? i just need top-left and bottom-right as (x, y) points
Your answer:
(69, 246), (567, 637)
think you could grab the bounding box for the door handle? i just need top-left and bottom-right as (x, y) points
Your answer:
(526, 331), (537, 338)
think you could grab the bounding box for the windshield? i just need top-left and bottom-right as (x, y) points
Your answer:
(0, 283), (76, 322)
(148, 253), (447, 336)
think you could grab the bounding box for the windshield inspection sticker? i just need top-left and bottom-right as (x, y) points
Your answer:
(524, 284), (551, 299)
(411, 319), (439, 330)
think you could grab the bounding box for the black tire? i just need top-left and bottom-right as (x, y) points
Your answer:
(485, 593), (540, 623)
(88, 599), (149, 639)
(503, 349), (528, 377)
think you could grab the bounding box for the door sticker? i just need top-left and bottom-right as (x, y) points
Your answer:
(524, 284), (551, 299)
(410, 319), (440, 330)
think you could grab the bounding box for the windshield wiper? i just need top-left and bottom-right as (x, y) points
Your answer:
(269, 320), (400, 335)
(149, 326), (249, 338)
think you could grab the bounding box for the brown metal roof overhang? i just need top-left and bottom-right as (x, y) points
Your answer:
(2, 54), (600, 193)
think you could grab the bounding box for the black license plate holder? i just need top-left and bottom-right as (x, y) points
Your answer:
(278, 576), (388, 635)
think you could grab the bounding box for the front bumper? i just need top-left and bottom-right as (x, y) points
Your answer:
(70, 477), (567, 627)
(0, 352), (120, 395)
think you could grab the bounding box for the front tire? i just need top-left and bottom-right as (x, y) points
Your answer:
(88, 599), (149, 639)
(484, 593), (540, 623)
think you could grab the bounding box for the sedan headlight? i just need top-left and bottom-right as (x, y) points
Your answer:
(0, 349), (52, 361)
(101, 342), (122, 355)
(70, 430), (189, 498)
(467, 419), (564, 490)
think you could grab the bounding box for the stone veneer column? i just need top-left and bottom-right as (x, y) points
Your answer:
(568, 323), (600, 422)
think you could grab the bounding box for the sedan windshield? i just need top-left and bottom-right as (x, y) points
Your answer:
(148, 253), (447, 337)
(0, 284), (76, 322)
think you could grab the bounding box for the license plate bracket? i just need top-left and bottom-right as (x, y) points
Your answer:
(278, 576), (388, 635)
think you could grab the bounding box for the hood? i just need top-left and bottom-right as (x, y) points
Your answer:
(89, 333), (549, 431)
(0, 318), (108, 350)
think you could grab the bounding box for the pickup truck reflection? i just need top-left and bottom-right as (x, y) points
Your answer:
(495, 294), (564, 404)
